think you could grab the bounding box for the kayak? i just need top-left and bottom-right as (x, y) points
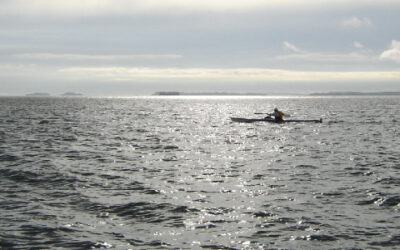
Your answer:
(231, 117), (322, 123)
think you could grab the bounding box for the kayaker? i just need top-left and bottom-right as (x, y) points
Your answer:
(270, 108), (285, 121)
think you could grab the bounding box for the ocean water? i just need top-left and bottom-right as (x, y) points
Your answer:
(0, 96), (399, 249)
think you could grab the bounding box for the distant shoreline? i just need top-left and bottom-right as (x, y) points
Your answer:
(309, 91), (400, 96)
(2, 91), (399, 97)
(25, 92), (83, 97)
(25, 93), (51, 97)
(153, 91), (400, 96)
(153, 91), (275, 96)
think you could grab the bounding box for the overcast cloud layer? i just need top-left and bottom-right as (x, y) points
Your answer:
(1, 0), (400, 95)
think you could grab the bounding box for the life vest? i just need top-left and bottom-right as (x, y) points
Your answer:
(275, 111), (284, 120)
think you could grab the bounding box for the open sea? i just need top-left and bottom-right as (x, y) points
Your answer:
(0, 96), (399, 249)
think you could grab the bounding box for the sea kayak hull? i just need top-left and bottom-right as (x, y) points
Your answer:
(231, 117), (322, 123)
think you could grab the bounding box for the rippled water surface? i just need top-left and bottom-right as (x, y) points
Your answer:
(0, 96), (399, 249)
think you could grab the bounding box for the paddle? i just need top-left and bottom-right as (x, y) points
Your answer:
(254, 112), (291, 117)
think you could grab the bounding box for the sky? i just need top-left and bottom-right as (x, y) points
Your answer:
(1, 0), (400, 95)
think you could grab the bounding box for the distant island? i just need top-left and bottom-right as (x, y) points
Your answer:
(61, 92), (83, 96)
(309, 91), (400, 96)
(26, 92), (51, 97)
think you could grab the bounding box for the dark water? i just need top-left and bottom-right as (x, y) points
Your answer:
(0, 96), (399, 249)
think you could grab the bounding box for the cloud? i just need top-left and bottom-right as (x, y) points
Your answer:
(380, 40), (400, 63)
(13, 53), (183, 61)
(341, 16), (372, 28)
(58, 66), (400, 82)
(283, 42), (303, 53)
(277, 41), (375, 63)
(1, 0), (400, 18)
(353, 42), (364, 49)
(0, 0), (300, 17)
(276, 52), (374, 63)
(0, 63), (60, 80)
